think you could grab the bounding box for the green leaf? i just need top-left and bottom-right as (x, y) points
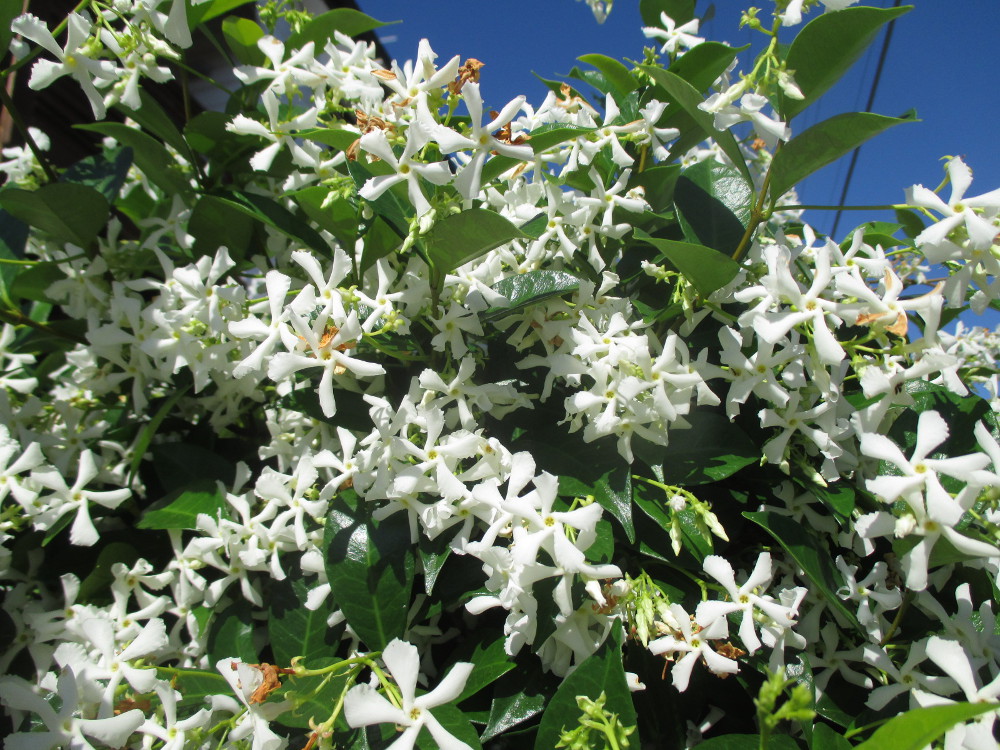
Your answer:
(60, 147), (133, 205)
(358, 215), (403, 277)
(77, 542), (139, 604)
(188, 0), (255, 27)
(293, 188), (360, 249)
(208, 600), (257, 664)
(813, 723), (852, 750)
(768, 111), (917, 201)
(779, 5), (913, 120)
(137, 479), (229, 531)
(0, 209), (29, 308)
(453, 634), (516, 702)
(533, 621), (636, 750)
(278, 663), (352, 730)
(0, 184), (109, 249)
(268, 578), (343, 664)
(163, 667), (231, 708)
(289, 8), (395, 48)
(116, 89), (190, 156)
(150, 442), (236, 494)
(481, 665), (551, 741)
(188, 194), (255, 259)
(324, 494), (415, 650)
(674, 160), (753, 256)
(745, 511), (863, 634)
(223, 16), (265, 66)
(577, 54), (639, 98)
(480, 270), (581, 323)
(691, 736), (758, 750)
(640, 0), (696, 26)
(629, 164), (681, 214)
(425, 208), (527, 278)
(529, 125), (598, 155)
(223, 191), (332, 256)
(0, 0), (24, 59)
(667, 42), (746, 94)
(636, 65), (751, 183)
(418, 533), (451, 596)
(633, 227), (741, 297)
(853, 702), (999, 750)
(561, 465), (635, 545)
(128, 386), (190, 484)
(77, 123), (192, 197)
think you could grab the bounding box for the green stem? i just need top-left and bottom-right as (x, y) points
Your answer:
(0, 308), (86, 344)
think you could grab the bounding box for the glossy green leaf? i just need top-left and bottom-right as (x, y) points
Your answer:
(633, 227), (741, 297)
(577, 54), (639, 98)
(0, 0), (23, 59)
(77, 123), (192, 197)
(674, 160), (753, 256)
(779, 5), (912, 120)
(293, 188), (359, 250)
(768, 111), (917, 201)
(417, 704), (482, 750)
(529, 125), (597, 155)
(629, 164), (681, 214)
(208, 600), (257, 664)
(225, 190), (331, 256)
(137, 479), (228, 531)
(418, 533), (451, 596)
(324, 494), (414, 650)
(298, 127), (360, 152)
(534, 621), (635, 750)
(480, 270), (581, 323)
(188, 0), (255, 26)
(425, 208), (527, 277)
(640, 0), (696, 26)
(454, 634), (516, 702)
(895, 207), (926, 240)
(482, 690), (547, 742)
(223, 16), (265, 66)
(636, 65), (751, 183)
(150, 442), (237, 493)
(853, 702), (999, 750)
(0, 184), (109, 249)
(560, 464), (635, 545)
(268, 578), (342, 664)
(813, 723), (853, 750)
(289, 8), (395, 48)
(667, 42), (746, 94)
(116, 89), (190, 156)
(60, 147), (133, 205)
(0, 209), (28, 308)
(745, 511), (863, 634)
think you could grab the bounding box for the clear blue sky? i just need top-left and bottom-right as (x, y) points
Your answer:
(357, 0), (1000, 329)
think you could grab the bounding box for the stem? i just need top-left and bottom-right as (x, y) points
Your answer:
(878, 590), (913, 647)
(0, 309), (87, 344)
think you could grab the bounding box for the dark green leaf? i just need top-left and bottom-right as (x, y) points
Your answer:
(640, 0), (696, 26)
(534, 621), (636, 750)
(298, 127), (360, 152)
(691, 736), (758, 750)
(481, 270), (581, 323)
(289, 8), (395, 48)
(633, 227), (741, 297)
(529, 125), (597, 155)
(223, 16), (265, 66)
(636, 65), (751, 183)
(188, 0), (255, 27)
(0, 184), (109, 249)
(482, 690), (547, 742)
(150, 442), (236, 494)
(853, 702), (999, 750)
(60, 147), (133, 205)
(418, 533), (451, 596)
(278, 665), (352, 730)
(358, 215), (403, 277)
(560, 465), (635, 545)
(893, 381), (996, 457)
(779, 6), (913, 120)
(895, 207), (926, 240)
(0, 209), (29, 308)
(77, 123), (192, 197)
(0, 0), (24, 59)
(77, 542), (139, 604)
(293, 188), (360, 249)
(208, 600), (257, 664)
(188, 194), (255, 258)
(225, 190), (332, 256)
(116, 89), (190, 156)
(768, 111), (917, 201)
(745, 511), (863, 634)
(666, 42), (746, 94)
(324, 494), (414, 650)
(577, 54), (639, 98)
(137, 479), (229, 531)
(813, 723), (852, 750)
(128, 386), (190, 484)
(425, 209), (527, 278)
(453, 634), (516, 702)
(268, 578), (342, 664)
(674, 160), (753, 256)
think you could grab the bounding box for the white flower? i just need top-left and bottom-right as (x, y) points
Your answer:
(344, 639), (475, 750)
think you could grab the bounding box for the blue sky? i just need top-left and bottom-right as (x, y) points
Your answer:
(357, 0), (1000, 329)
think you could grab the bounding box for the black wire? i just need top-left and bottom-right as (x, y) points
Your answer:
(829, 0), (903, 239)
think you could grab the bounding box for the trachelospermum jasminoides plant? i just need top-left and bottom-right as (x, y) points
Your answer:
(0, 0), (999, 747)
